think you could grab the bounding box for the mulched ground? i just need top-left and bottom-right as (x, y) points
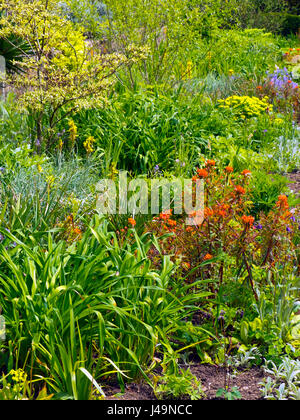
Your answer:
(105, 364), (265, 401)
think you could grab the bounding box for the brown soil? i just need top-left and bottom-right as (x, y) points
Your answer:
(286, 170), (300, 196)
(105, 364), (265, 401)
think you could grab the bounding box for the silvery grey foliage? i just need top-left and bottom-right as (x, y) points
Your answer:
(259, 357), (300, 400)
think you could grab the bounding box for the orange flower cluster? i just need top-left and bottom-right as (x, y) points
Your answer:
(197, 168), (209, 178)
(57, 214), (82, 242)
(167, 219), (177, 228)
(225, 166), (234, 174)
(159, 209), (172, 220)
(204, 207), (214, 218)
(203, 253), (213, 261)
(128, 218), (136, 227)
(276, 195), (289, 211)
(216, 203), (230, 218)
(234, 185), (246, 195)
(146, 161), (299, 292)
(205, 160), (216, 167)
(241, 215), (255, 228)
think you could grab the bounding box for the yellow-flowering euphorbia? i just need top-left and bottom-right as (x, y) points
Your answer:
(218, 95), (273, 119)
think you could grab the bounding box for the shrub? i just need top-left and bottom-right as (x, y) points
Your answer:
(281, 14), (300, 36)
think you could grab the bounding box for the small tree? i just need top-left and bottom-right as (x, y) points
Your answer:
(0, 0), (147, 151)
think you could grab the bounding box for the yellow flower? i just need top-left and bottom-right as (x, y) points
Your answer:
(110, 162), (118, 179)
(58, 138), (63, 152)
(10, 369), (27, 384)
(46, 175), (55, 188)
(181, 60), (193, 80)
(83, 136), (96, 154)
(68, 120), (78, 149)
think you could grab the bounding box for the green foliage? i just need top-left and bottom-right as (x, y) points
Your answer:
(216, 386), (242, 400)
(250, 172), (290, 216)
(154, 368), (205, 400)
(281, 14), (300, 36)
(0, 37), (32, 73)
(59, 0), (107, 36)
(0, 215), (207, 398)
(70, 90), (209, 175)
(0, 0), (299, 401)
(102, 0), (237, 85)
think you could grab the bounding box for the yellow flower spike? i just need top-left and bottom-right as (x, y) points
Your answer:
(58, 138), (63, 152)
(46, 175), (55, 188)
(68, 120), (78, 149)
(83, 135), (96, 155)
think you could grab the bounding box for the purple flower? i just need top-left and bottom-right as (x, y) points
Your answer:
(286, 226), (292, 233)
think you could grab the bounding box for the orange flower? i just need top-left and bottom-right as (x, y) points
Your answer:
(276, 195), (289, 210)
(205, 159), (216, 167)
(241, 169), (251, 177)
(167, 219), (177, 227)
(128, 218), (136, 227)
(186, 226), (193, 232)
(242, 215), (254, 227)
(197, 168), (209, 178)
(225, 166), (234, 174)
(73, 227), (82, 235)
(160, 211), (171, 220)
(182, 261), (191, 270)
(234, 185), (246, 195)
(203, 253), (213, 261)
(218, 210), (227, 217)
(277, 195), (288, 203)
(257, 86), (263, 90)
(204, 207), (214, 218)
